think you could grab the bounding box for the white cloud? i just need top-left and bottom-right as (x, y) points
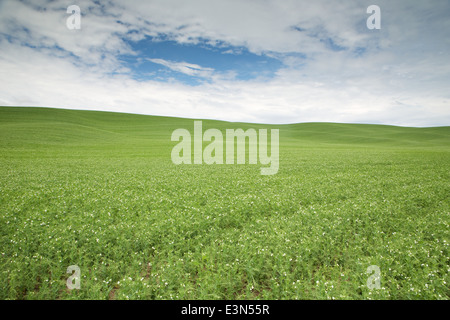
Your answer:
(147, 58), (214, 78)
(0, 0), (449, 126)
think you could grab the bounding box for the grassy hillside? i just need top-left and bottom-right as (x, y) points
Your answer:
(0, 106), (449, 300)
(1, 106), (449, 150)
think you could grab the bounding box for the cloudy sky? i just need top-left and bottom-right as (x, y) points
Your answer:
(0, 0), (449, 126)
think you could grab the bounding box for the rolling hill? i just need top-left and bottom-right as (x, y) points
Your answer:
(1, 106), (449, 151)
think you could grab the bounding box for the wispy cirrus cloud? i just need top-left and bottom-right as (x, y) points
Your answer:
(147, 58), (214, 78)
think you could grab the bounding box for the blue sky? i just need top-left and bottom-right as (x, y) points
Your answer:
(0, 0), (449, 126)
(122, 37), (284, 84)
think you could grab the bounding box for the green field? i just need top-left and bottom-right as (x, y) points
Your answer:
(0, 106), (449, 300)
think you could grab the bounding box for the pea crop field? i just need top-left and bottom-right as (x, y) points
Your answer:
(0, 106), (448, 300)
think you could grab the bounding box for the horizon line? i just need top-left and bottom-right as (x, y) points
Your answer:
(1, 105), (449, 129)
